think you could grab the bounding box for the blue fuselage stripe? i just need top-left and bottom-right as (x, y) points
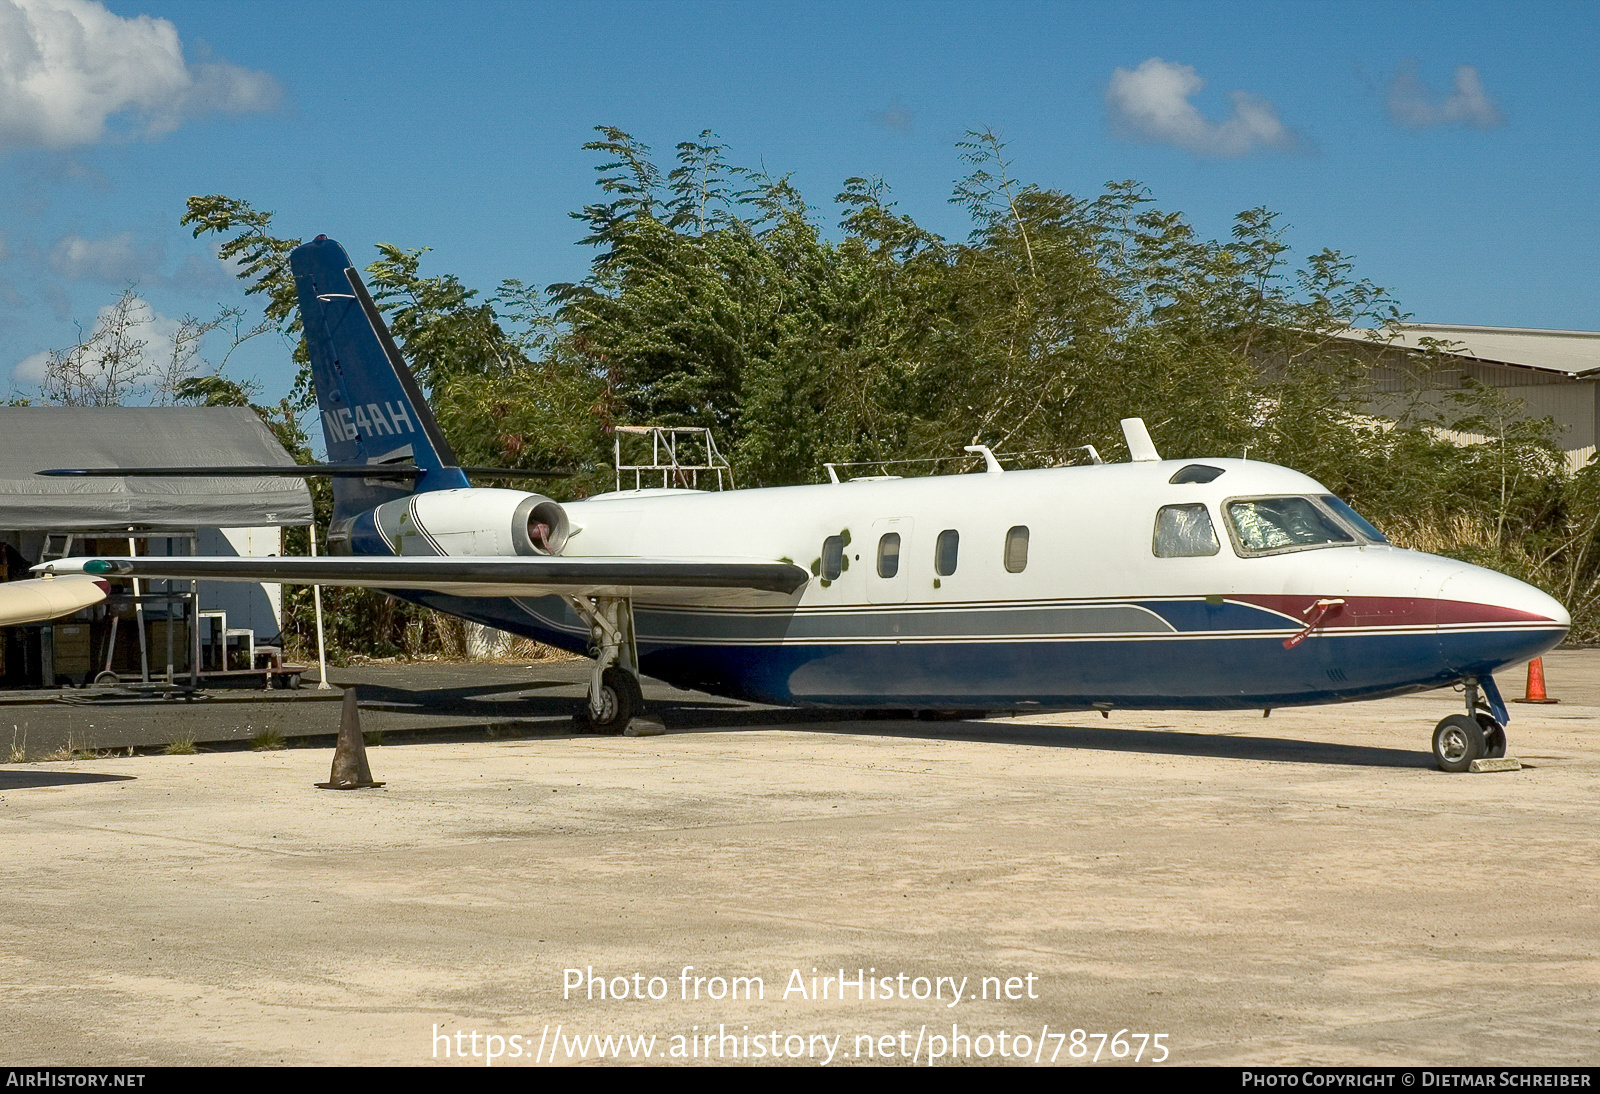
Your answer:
(388, 590), (1560, 710)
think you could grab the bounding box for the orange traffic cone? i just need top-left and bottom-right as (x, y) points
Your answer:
(1512, 657), (1558, 704)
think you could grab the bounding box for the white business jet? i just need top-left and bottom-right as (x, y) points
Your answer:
(34, 237), (1569, 772)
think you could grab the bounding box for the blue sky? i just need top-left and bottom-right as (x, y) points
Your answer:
(3, 0), (1596, 406)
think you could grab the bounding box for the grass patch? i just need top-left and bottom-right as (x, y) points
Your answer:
(38, 733), (110, 762)
(163, 734), (197, 756)
(9, 726), (25, 764)
(250, 727), (285, 751)
(362, 730), (383, 747)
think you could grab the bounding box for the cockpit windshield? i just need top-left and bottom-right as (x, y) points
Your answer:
(1318, 495), (1389, 544)
(1226, 497), (1356, 556)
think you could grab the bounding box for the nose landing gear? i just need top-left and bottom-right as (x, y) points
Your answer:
(1432, 676), (1508, 772)
(1432, 715), (1485, 772)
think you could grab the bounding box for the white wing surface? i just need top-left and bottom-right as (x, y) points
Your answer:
(35, 556), (810, 599)
(0, 574), (108, 626)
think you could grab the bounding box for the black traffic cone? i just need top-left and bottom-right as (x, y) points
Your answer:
(316, 687), (384, 789)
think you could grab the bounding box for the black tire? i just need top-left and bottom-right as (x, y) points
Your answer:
(1433, 714), (1486, 773)
(619, 668), (645, 726)
(574, 667), (639, 735)
(1477, 714), (1508, 759)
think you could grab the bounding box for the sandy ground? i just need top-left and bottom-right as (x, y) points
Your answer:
(0, 656), (1595, 1067)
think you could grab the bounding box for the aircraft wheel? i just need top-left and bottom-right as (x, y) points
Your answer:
(575, 667), (640, 736)
(1432, 715), (1485, 773)
(1478, 714), (1508, 760)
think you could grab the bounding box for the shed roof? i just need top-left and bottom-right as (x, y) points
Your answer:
(0, 407), (314, 531)
(1336, 324), (1600, 378)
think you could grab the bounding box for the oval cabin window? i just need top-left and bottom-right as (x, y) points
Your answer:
(877, 532), (901, 578)
(820, 535), (844, 580)
(1004, 526), (1029, 573)
(935, 529), (959, 576)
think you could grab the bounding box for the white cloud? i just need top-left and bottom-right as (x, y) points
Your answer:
(0, 0), (282, 152)
(49, 230), (161, 281)
(1387, 61), (1504, 130)
(1106, 57), (1302, 158)
(9, 293), (189, 397)
(10, 348), (48, 386)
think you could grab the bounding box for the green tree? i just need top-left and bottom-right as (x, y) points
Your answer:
(187, 129), (1600, 644)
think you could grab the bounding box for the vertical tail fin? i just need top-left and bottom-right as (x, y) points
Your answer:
(290, 236), (470, 519)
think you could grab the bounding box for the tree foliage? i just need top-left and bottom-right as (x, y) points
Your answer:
(190, 128), (1600, 644)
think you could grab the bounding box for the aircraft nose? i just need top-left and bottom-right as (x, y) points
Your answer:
(1436, 563), (1569, 674)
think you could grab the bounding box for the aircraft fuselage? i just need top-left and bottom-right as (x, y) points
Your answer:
(370, 458), (1568, 712)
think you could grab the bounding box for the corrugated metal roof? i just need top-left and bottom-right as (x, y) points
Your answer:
(0, 407), (314, 530)
(1336, 324), (1600, 378)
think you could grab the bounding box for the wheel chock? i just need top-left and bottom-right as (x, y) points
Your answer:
(1469, 757), (1522, 773)
(316, 688), (385, 790)
(624, 716), (666, 737)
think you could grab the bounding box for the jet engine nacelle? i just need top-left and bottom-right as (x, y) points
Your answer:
(372, 488), (572, 557)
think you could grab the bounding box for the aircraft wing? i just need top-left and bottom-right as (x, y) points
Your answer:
(0, 574), (109, 626)
(35, 556), (810, 599)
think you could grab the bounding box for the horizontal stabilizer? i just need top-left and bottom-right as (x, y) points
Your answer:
(36, 555), (810, 598)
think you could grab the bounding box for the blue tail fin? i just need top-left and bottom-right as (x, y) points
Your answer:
(290, 236), (470, 520)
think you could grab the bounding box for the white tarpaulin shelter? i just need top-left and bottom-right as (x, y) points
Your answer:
(0, 407), (318, 688)
(0, 407), (313, 530)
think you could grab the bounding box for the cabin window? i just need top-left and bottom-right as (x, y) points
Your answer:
(1153, 504), (1220, 557)
(935, 529), (959, 576)
(821, 535), (844, 580)
(877, 533), (901, 578)
(1319, 495), (1389, 544)
(1227, 497), (1356, 556)
(1004, 526), (1029, 573)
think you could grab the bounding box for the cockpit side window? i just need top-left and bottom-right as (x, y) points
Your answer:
(1226, 497), (1356, 556)
(1153, 503), (1220, 557)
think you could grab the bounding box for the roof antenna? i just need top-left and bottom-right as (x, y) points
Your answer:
(1121, 418), (1161, 462)
(963, 445), (1004, 474)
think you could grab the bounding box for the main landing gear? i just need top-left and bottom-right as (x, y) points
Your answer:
(566, 594), (643, 735)
(1432, 676), (1508, 773)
